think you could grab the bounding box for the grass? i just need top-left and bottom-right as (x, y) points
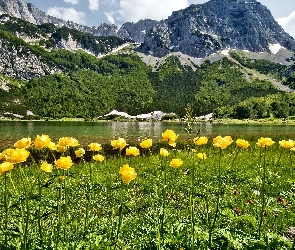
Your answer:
(0, 134), (295, 249)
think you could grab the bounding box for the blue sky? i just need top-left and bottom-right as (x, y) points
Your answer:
(25, 0), (295, 37)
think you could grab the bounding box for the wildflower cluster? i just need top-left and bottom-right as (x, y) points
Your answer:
(1, 129), (295, 249)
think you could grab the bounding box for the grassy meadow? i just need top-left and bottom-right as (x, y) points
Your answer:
(0, 131), (295, 249)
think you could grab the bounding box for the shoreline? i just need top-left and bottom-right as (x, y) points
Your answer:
(1, 117), (295, 125)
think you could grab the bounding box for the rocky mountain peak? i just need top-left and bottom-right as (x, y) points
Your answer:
(137, 0), (295, 57)
(0, 0), (295, 59)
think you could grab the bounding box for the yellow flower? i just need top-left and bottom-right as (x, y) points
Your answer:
(161, 129), (178, 147)
(34, 134), (51, 149)
(40, 162), (53, 173)
(55, 156), (73, 170)
(5, 148), (30, 164)
(197, 152), (207, 160)
(140, 139), (153, 149)
(236, 139), (250, 148)
(160, 148), (169, 157)
(1, 149), (13, 161)
(279, 139), (294, 149)
(88, 143), (102, 151)
(213, 135), (233, 149)
(170, 158), (183, 168)
(193, 136), (208, 146)
(59, 176), (66, 181)
(58, 137), (79, 147)
(75, 148), (85, 157)
(119, 164), (137, 184)
(93, 154), (105, 162)
(47, 142), (58, 151)
(56, 145), (68, 153)
(126, 146), (140, 157)
(14, 137), (31, 149)
(256, 137), (275, 147)
(0, 162), (14, 174)
(111, 138), (127, 150)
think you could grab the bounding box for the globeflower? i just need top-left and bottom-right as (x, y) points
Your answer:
(0, 149), (13, 161)
(55, 156), (73, 170)
(40, 162), (53, 173)
(34, 134), (51, 149)
(213, 135), (233, 149)
(140, 139), (153, 149)
(111, 138), (127, 150)
(58, 137), (79, 147)
(93, 154), (105, 162)
(14, 137), (31, 149)
(162, 129), (178, 147)
(170, 158), (183, 168)
(236, 139), (250, 148)
(0, 162), (14, 174)
(119, 164), (137, 184)
(256, 137), (275, 147)
(197, 152), (207, 160)
(193, 136), (208, 146)
(75, 148), (85, 157)
(126, 146), (140, 157)
(5, 148), (30, 164)
(279, 139), (294, 149)
(160, 148), (169, 157)
(47, 142), (58, 151)
(88, 143), (102, 151)
(56, 145), (68, 153)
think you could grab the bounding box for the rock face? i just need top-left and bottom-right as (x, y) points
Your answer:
(118, 19), (158, 43)
(0, 37), (60, 80)
(1, 0), (295, 59)
(138, 0), (295, 57)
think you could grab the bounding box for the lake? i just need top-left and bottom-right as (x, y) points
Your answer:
(0, 120), (295, 149)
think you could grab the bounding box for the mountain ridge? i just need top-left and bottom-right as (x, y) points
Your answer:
(1, 0), (295, 58)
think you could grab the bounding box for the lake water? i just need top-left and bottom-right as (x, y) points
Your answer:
(0, 120), (295, 149)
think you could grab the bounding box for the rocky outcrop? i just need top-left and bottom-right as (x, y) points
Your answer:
(138, 0), (295, 57)
(0, 37), (60, 80)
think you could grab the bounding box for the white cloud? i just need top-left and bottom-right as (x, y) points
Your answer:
(89, 0), (100, 11)
(118, 0), (188, 23)
(64, 0), (79, 4)
(105, 12), (115, 24)
(276, 11), (295, 38)
(47, 7), (86, 25)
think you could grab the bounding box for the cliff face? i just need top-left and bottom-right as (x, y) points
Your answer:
(138, 0), (295, 57)
(0, 36), (60, 80)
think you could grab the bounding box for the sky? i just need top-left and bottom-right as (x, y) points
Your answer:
(25, 0), (295, 38)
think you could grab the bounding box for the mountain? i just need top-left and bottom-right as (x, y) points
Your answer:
(138, 0), (295, 57)
(1, 0), (295, 58)
(0, 0), (156, 44)
(0, 0), (295, 120)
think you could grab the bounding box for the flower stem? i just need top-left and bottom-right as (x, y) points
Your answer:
(209, 148), (222, 249)
(37, 173), (43, 244)
(190, 161), (196, 250)
(4, 172), (8, 247)
(258, 146), (267, 239)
